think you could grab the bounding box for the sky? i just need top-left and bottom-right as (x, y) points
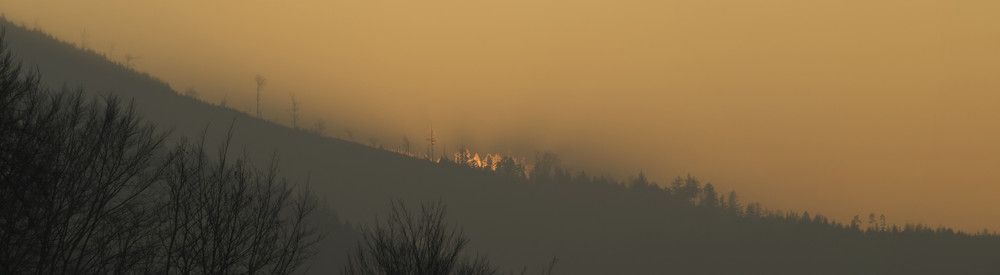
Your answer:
(3, 0), (1000, 232)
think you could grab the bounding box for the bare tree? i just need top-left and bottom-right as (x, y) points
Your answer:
(427, 127), (439, 160)
(80, 27), (88, 49)
(158, 129), (322, 274)
(0, 35), (320, 274)
(345, 128), (355, 141)
(255, 74), (266, 119)
(124, 54), (140, 69)
(343, 201), (497, 275)
(0, 48), (168, 273)
(313, 118), (327, 136)
(289, 92), (300, 129)
(402, 135), (411, 153)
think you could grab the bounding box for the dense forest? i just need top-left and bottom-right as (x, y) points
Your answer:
(3, 17), (1000, 274)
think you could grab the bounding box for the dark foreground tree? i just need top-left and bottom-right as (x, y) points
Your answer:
(155, 130), (322, 274)
(0, 30), (320, 274)
(0, 29), (167, 273)
(343, 200), (498, 275)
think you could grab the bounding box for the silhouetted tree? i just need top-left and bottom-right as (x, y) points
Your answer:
(671, 175), (701, 205)
(343, 200), (497, 275)
(402, 135), (411, 153)
(553, 167), (573, 184)
(813, 214), (829, 225)
(455, 146), (474, 167)
(0, 34), (166, 272)
(124, 54), (139, 69)
(868, 213), (878, 232)
(724, 190), (742, 214)
(530, 152), (560, 182)
(158, 130), (322, 274)
(630, 172), (652, 189)
(79, 27), (87, 49)
(495, 156), (525, 179)
(255, 74), (266, 118)
(0, 35), (320, 274)
(289, 92), (301, 129)
(745, 202), (762, 218)
(481, 153), (500, 171)
(427, 127), (439, 160)
(801, 211), (812, 223)
(699, 183), (719, 208)
(850, 215), (862, 230)
(344, 128), (355, 141)
(313, 118), (327, 136)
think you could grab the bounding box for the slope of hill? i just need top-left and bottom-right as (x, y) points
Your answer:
(4, 19), (1000, 274)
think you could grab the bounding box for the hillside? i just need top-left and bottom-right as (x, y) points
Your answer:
(4, 19), (1000, 274)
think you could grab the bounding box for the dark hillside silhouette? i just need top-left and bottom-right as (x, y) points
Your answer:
(4, 18), (1000, 274)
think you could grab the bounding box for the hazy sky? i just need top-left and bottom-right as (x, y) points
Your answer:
(4, 0), (1000, 232)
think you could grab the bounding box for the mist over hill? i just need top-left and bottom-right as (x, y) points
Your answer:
(4, 18), (1000, 274)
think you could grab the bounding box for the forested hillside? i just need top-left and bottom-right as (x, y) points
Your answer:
(3, 18), (1000, 274)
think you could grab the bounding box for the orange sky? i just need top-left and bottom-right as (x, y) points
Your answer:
(3, 0), (1000, 232)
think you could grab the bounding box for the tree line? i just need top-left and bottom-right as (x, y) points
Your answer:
(443, 148), (997, 237)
